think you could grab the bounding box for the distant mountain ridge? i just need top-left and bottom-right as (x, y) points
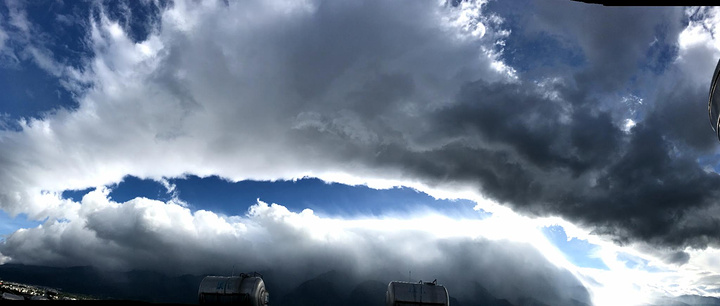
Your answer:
(10, 263), (714, 305)
(0, 264), (516, 305)
(0, 263), (203, 303)
(651, 294), (720, 305)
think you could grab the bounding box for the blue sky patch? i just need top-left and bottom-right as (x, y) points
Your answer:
(68, 175), (488, 219)
(0, 0), (168, 126)
(170, 175), (486, 218)
(0, 210), (41, 239)
(485, 0), (585, 74)
(616, 252), (664, 272)
(542, 225), (609, 270)
(61, 187), (96, 203)
(106, 176), (173, 203)
(0, 60), (77, 126)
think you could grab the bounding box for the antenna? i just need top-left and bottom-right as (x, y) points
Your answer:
(409, 270), (411, 282)
(231, 265), (235, 277)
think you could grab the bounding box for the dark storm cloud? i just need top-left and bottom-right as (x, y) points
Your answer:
(319, 77), (720, 249)
(1, 2), (719, 295)
(279, 17), (720, 250)
(651, 80), (717, 152)
(662, 251), (691, 265)
(278, 2), (720, 251)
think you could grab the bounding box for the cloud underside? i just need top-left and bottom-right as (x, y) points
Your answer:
(0, 190), (590, 306)
(0, 0), (720, 301)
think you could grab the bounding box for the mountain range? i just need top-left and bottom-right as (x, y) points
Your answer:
(1, 263), (712, 305)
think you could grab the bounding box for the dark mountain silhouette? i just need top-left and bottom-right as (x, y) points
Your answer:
(452, 281), (514, 306)
(278, 270), (348, 306)
(0, 263), (596, 305)
(346, 280), (387, 306)
(276, 270), (514, 306)
(652, 294), (720, 305)
(0, 264), (202, 303)
(515, 296), (552, 306)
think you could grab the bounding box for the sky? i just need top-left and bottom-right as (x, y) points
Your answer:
(0, 0), (720, 305)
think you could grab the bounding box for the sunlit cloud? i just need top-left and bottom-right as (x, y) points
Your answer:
(0, 1), (720, 305)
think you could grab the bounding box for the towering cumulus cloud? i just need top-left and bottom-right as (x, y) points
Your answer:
(1, 0), (720, 305)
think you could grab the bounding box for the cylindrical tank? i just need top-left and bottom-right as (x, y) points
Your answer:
(386, 280), (449, 306)
(198, 273), (269, 306)
(708, 58), (720, 142)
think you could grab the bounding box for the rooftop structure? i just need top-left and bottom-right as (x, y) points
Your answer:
(198, 272), (269, 306)
(386, 280), (450, 306)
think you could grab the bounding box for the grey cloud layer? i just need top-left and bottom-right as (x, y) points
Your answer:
(279, 3), (720, 249)
(0, 192), (590, 305)
(0, 0), (718, 286)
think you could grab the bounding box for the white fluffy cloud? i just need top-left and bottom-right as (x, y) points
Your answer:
(0, 0), (508, 220)
(0, 188), (590, 305)
(677, 7), (720, 86)
(0, 0), (585, 303)
(3, 1), (720, 305)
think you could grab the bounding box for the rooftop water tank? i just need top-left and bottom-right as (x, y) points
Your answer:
(198, 272), (269, 306)
(386, 280), (449, 306)
(1, 292), (24, 300)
